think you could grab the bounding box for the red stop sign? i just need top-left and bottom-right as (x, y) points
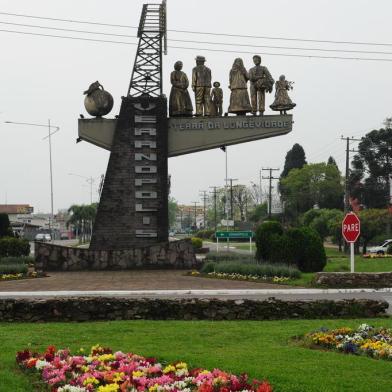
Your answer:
(342, 212), (361, 243)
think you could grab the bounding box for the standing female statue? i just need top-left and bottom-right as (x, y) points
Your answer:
(228, 58), (252, 115)
(169, 61), (193, 117)
(270, 75), (296, 114)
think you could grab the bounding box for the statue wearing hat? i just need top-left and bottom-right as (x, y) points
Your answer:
(249, 55), (274, 115)
(192, 55), (212, 116)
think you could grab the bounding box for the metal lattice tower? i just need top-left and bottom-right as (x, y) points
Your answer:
(127, 1), (167, 97)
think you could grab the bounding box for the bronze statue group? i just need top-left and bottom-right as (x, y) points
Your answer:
(169, 55), (296, 118)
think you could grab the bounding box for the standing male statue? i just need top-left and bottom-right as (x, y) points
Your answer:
(192, 55), (212, 116)
(249, 55), (274, 115)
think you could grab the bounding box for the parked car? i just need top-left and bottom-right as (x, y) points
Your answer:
(60, 233), (69, 240)
(368, 239), (392, 255)
(34, 233), (52, 242)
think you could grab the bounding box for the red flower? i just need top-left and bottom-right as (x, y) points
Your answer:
(16, 350), (32, 363)
(198, 382), (214, 392)
(256, 381), (273, 392)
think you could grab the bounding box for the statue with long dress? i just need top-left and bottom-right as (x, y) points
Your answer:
(228, 58), (252, 115)
(169, 61), (193, 117)
(192, 56), (212, 116)
(270, 75), (296, 114)
(249, 55), (274, 115)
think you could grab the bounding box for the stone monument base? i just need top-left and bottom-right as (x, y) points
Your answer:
(35, 239), (198, 271)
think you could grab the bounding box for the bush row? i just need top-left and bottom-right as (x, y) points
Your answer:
(0, 237), (30, 258)
(201, 261), (301, 279)
(0, 256), (33, 274)
(255, 221), (326, 272)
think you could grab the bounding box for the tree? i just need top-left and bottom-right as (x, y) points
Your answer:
(248, 203), (268, 223)
(0, 213), (13, 238)
(350, 127), (392, 208)
(358, 209), (390, 253)
(280, 163), (344, 217)
(327, 156), (338, 167)
(280, 143), (307, 179)
(67, 204), (97, 242)
(232, 184), (251, 221)
(168, 197), (178, 228)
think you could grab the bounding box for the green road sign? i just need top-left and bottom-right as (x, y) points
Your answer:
(215, 231), (254, 239)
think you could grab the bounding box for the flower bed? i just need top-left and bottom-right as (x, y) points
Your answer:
(304, 324), (392, 360)
(1, 271), (43, 281)
(16, 345), (273, 392)
(363, 253), (392, 259)
(190, 271), (290, 284)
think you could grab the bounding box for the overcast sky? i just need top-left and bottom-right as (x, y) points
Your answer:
(1, 0), (391, 213)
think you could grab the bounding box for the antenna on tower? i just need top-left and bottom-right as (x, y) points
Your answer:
(128, 1), (167, 97)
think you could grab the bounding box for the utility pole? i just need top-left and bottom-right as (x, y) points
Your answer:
(199, 190), (208, 229)
(225, 178), (238, 220)
(191, 201), (199, 230)
(341, 136), (362, 212)
(262, 168), (279, 219)
(209, 186), (219, 232)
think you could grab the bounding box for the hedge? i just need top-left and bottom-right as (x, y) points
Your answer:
(0, 237), (30, 258)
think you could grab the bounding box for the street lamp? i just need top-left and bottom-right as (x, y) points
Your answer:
(4, 120), (60, 238)
(68, 173), (99, 204)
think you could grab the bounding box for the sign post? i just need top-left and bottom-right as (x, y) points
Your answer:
(342, 212), (361, 273)
(215, 231), (254, 253)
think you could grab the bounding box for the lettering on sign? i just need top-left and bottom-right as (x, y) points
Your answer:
(343, 223), (360, 232)
(171, 119), (291, 131)
(133, 110), (158, 238)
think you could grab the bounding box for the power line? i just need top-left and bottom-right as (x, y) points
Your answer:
(2, 20), (392, 56)
(2, 11), (392, 48)
(2, 28), (392, 62)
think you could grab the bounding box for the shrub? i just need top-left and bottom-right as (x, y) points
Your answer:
(0, 256), (34, 265)
(0, 263), (27, 274)
(195, 229), (215, 239)
(298, 227), (327, 272)
(200, 260), (300, 279)
(191, 237), (203, 250)
(205, 252), (255, 263)
(255, 221), (283, 261)
(0, 237), (30, 258)
(269, 233), (295, 265)
(0, 213), (13, 238)
(387, 244), (392, 255)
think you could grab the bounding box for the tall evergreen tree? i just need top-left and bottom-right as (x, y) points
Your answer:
(327, 156), (338, 167)
(280, 143), (307, 178)
(349, 127), (392, 208)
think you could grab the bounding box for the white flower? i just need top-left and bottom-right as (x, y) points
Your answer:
(58, 386), (87, 392)
(35, 359), (49, 370)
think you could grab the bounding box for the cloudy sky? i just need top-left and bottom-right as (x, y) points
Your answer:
(1, 0), (391, 212)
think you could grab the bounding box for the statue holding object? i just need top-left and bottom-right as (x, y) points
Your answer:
(249, 55), (274, 115)
(192, 56), (212, 116)
(270, 75), (296, 114)
(211, 81), (223, 116)
(169, 61), (193, 117)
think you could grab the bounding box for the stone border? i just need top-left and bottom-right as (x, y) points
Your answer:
(0, 297), (387, 322)
(314, 272), (392, 288)
(34, 240), (199, 271)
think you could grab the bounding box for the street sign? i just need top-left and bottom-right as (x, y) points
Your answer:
(342, 212), (361, 273)
(342, 212), (361, 243)
(215, 231), (254, 239)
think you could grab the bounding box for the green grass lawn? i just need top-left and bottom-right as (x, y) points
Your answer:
(1, 319), (392, 392)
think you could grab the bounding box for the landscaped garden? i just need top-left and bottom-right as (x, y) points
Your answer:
(2, 319), (392, 392)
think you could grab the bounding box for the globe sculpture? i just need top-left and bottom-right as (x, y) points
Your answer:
(83, 81), (114, 117)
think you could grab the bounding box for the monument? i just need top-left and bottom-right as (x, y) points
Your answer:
(75, 0), (295, 267)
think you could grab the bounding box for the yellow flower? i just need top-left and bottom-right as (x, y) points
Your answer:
(162, 365), (176, 374)
(113, 372), (125, 382)
(98, 353), (115, 362)
(84, 376), (99, 386)
(132, 370), (145, 378)
(98, 384), (120, 392)
(149, 383), (159, 392)
(175, 362), (187, 369)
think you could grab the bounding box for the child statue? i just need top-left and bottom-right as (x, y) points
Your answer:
(270, 75), (296, 114)
(169, 61), (193, 117)
(211, 81), (223, 116)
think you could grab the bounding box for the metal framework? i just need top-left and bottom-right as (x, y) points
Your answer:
(127, 1), (167, 97)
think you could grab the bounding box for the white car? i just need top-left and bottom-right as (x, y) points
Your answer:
(368, 239), (392, 255)
(35, 233), (52, 242)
